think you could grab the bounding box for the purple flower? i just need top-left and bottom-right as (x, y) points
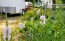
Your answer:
(3, 27), (7, 41)
(7, 27), (11, 41)
(40, 15), (46, 25)
(19, 23), (25, 29)
(3, 26), (11, 41)
(40, 15), (45, 20)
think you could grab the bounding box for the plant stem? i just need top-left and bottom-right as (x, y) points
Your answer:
(6, 13), (8, 26)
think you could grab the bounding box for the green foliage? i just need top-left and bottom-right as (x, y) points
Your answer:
(1, 7), (65, 41)
(56, 0), (62, 4)
(61, 0), (65, 4)
(20, 8), (65, 41)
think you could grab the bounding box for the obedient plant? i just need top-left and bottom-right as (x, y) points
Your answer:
(3, 26), (11, 41)
(19, 23), (25, 29)
(40, 15), (46, 25)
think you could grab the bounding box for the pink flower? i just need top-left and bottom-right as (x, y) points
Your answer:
(40, 15), (45, 20)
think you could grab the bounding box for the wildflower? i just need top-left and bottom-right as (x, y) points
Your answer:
(19, 23), (25, 29)
(3, 27), (7, 41)
(40, 15), (45, 20)
(40, 15), (46, 25)
(7, 27), (11, 41)
(3, 26), (11, 41)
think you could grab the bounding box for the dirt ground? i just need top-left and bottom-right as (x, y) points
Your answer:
(0, 14), (22, 33)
